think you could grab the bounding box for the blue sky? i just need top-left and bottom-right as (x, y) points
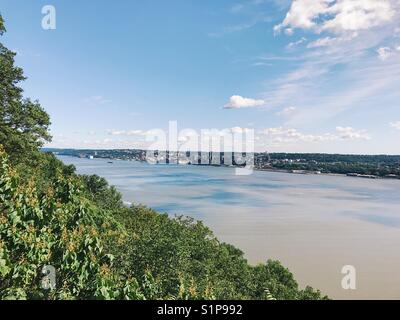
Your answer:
(1, 0), (400, 153)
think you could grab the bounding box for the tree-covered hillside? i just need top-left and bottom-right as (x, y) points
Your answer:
(0, 15), (327, 300)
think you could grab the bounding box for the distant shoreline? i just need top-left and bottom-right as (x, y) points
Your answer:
(56, 154), (400, 181)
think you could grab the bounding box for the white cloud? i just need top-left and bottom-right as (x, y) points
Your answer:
(322, 0), (395, 33)
(126, 130), (144, 136)
(306, 34), (358, 48)
(266, 0), (400, 127)
(336, 126), (371, 140)
(287, 37), (307, 49)
(390, 121), (400, 129)
(306, 33), (358, 49)
(107, 129), (146, 136)
(275, 0), (395, 34)
(230, 127), (252, 134)
(284, 28), (294, 36)
(307, 36), (337, 48)
(377, 46), (393, 60)
(108, 130), (126, 136)
(275, 0), (329, 31)
(261, 127), (336, 143)
(224, 95), (265, 109)
(260, 126), (370, 144)
(252, 61), (274, 67)
(277, 106), (297, 116)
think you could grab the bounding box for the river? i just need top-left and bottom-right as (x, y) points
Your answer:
(59, 155), (400, 299)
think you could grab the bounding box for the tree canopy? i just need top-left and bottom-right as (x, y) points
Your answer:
(0, 15), (4, 34)
(0, 15), (51, 163)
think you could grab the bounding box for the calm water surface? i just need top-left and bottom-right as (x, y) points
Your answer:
(59, 156), (400, 299)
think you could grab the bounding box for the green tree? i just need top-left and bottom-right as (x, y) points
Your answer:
(0, 147), (146, 299)
(81, 174), (123, 211)
(0, 15), (51, 163)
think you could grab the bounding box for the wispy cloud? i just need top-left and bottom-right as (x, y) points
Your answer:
(107, 129), (147, 136)
(259, 126), (371, 145)
(208, 1), (274, 38)
(390, 121), (400, 130)
(261, 0), (400, 127)
(208, 17), (270, 38)
(336, 126), (371, 140)
(84, 95), (112, 106)
(377, 46), (393, 61)
(286, 37), (307, 49)
(276, 106), (297, 116)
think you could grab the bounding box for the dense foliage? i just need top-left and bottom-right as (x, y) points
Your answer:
(267, 153), (400, 177)
(0, 15), (327, 300)
(0, 147), (147, 299)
